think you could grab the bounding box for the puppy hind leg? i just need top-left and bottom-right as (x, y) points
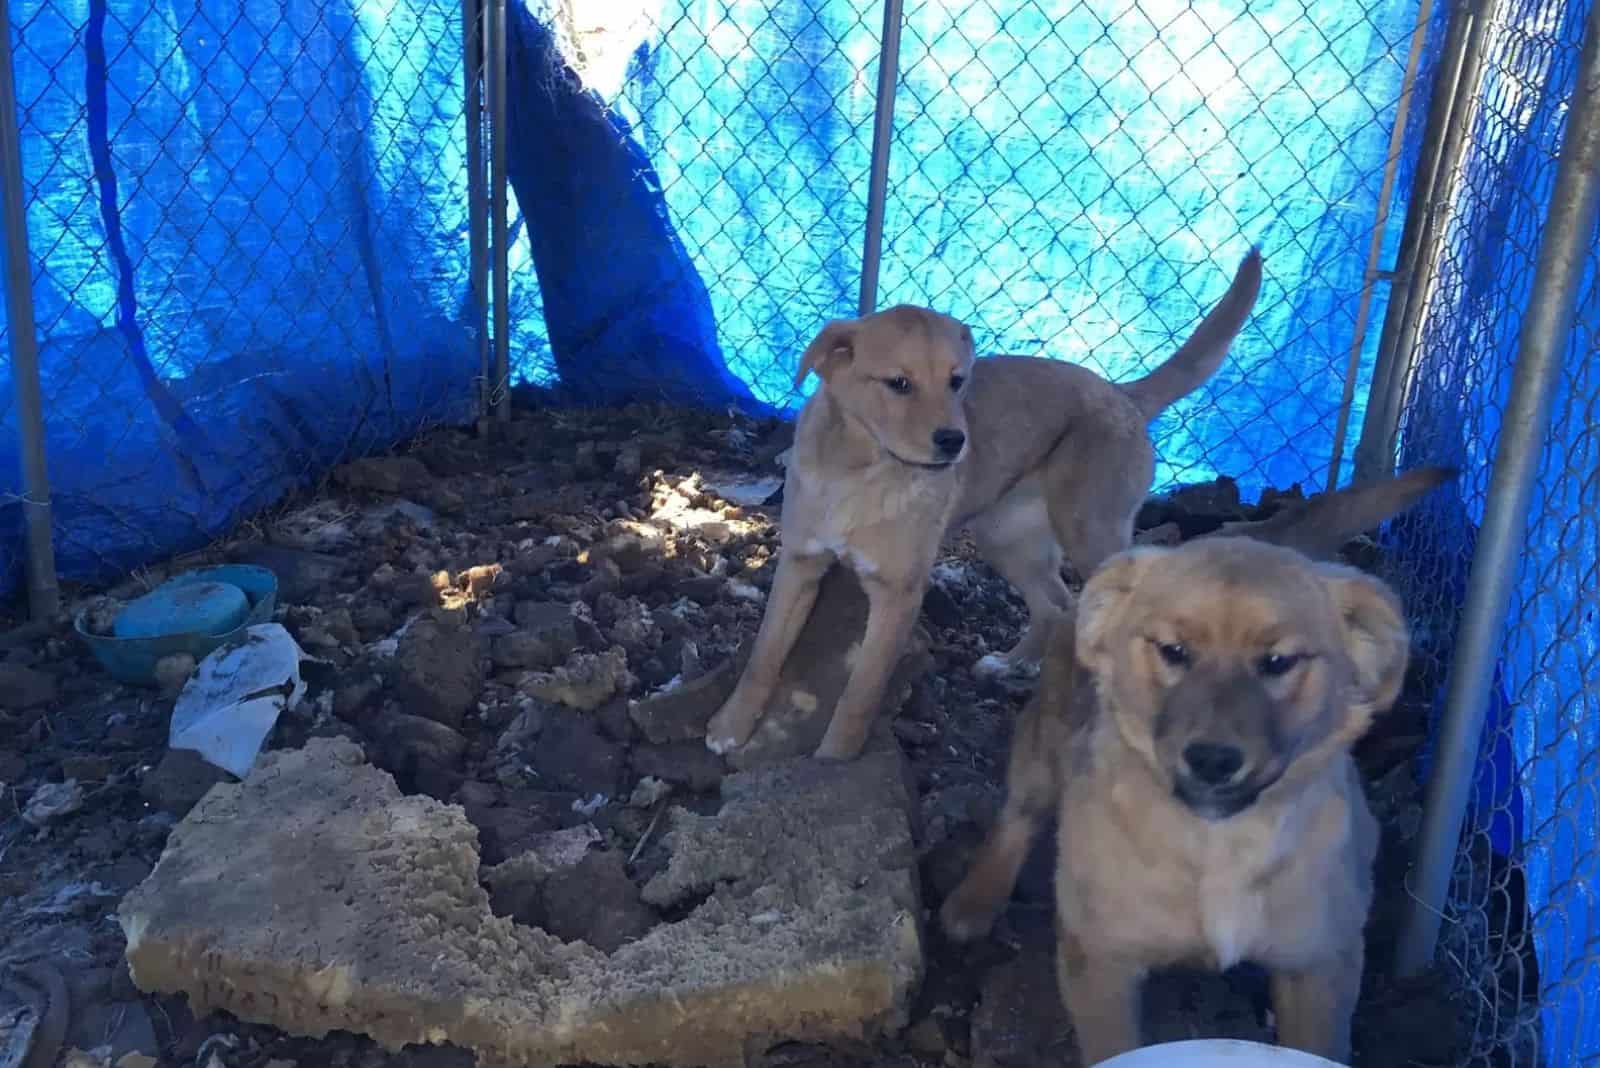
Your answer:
(1038, 428), (1147, 582)
(972, 494), (1072, 679)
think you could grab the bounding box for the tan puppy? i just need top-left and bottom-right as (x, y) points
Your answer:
(941, 537), (1412, 1066)
(706, 251), (1264, 761)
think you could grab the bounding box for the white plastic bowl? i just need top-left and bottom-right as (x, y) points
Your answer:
(1096, 1040), (1347, 1068)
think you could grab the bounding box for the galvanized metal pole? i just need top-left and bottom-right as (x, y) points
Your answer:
(0, 11), (60, 621)
(1355, 0), (1495, 483)
(464, 0), (490, 435)
(488, 0), (511, 421)
(857, 0), (904, 317)
(1396, 0), (1600, 977)
(1325, 0), (1438, 491)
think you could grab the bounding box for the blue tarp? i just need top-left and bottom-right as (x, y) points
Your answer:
(2, 0), (1426, 587)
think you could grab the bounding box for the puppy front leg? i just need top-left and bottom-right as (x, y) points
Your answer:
(1059, 930), (1144, 1066)
(1270, 942), (1363, 1063)
(812, 577), (921, 761)
(706, 550), (830, 754)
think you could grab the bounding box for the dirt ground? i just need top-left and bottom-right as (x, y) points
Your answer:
(0, 400), (1468, 1068)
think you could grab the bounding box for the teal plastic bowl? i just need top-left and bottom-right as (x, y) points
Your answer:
(76, 565), (279, 686)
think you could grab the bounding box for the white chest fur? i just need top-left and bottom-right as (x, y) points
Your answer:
(787, 463), (953, 577)
(1196, 822), (1283, 969)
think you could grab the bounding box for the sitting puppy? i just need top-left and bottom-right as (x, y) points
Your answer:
(941, 536), (1412, 1065)
(707, 251), (1263, 761)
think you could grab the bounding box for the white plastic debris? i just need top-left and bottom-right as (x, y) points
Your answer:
(699, 472), (783, 507)
(170, 624), (307, 778)
(21, 780), (84, 827)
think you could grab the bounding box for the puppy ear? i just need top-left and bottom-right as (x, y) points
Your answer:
(795, 320), (856, 387)
(1075, 547), (1165, 674)
(1317, 564), (1410, 721)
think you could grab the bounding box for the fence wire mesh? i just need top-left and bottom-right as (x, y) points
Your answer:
(1, 0), (478, 591)
(518, 0), (1432, 496)
(879, 0), (1428, 493)
(1389, 0), (1599, 1060)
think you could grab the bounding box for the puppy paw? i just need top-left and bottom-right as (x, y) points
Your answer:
(939, 884), (1004, 943)
(974, 651), (1041, 680)
(812, 735), (865, 762)
(705, 700), (758, 755)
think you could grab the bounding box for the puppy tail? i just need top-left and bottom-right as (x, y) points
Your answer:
(1120, 248), (1264, 421)
(1213, 465), (1457, 561)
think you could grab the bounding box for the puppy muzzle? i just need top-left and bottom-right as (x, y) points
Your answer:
(1173, 776), (1264, 821)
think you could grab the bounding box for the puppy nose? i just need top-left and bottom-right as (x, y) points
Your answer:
(932, 428), (966, 457)
(1183, 742), (1244, 786)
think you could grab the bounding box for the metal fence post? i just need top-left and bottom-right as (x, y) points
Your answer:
(488, 0), (510, 421)
(464, 0), (490, 434)
(0, 10), (60, 621)
(857, 0), (905, 317)
(1354, 0), (1495, 483)
(1395, 0), (1600, 978)
(1325, 0), (1437, 491)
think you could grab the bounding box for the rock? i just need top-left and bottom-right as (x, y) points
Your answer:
(630, 742), (725, 793)
(118, 738), (922, 1068)
(538, 850), (658, 952)
(629, 665), (737, 744)
(141, 749), (232, 817)
(391, 622), (482, 728)
(525, 708), (623, 797)
(518, 648), (630, 712)
(491, 603), (579, 672)
(1134, 521), (1183, 547)
(22, 779), (84, 826)
(0, 748), (26, 781)
(367, 713), (469, 799)
(1137, 476), (1247, 538)
(0, 662), (55, 710)
(59, 753), (110, 782)
(678, 575), (724, 605)
(594, 696), (633, 743)
(334, 678), (383, 721)
(332, 455), (434, 496)
(352, 601), (396, 642)
(969, 941), (1074, 1068)
(468, 791), (580, 865)
(153, 653), (197, 698)
(615, 442), (643, 478)
(483, 824), (602, 925)
(230, 544), (348, 603)
(580, 558), (623, 600)
(629, 777), (672, 808)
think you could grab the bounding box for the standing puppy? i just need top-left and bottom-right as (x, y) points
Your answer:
(707, 251), (1263, 761)
(942, 537), (1412, 1065)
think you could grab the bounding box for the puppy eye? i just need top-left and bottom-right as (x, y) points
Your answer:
(1257, 653), (1302, 678)
(949, 374), (966, 392)
(884, 376), (912, 394)
(1155, 641), (1190, 668)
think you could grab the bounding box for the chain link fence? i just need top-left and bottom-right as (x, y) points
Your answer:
(1, 0), (478, 595)
(515, 0), (1437, 496)
(1383, 0), (1600, 1059)
(2, 0), (1447, 593)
